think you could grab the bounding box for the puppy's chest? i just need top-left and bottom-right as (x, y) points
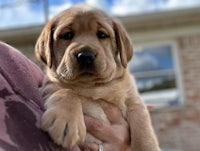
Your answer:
(77, 85), (128, 121)
(76, 84), (128, 109)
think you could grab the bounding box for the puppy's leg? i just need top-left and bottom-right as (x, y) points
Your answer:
(126, 95), (160, 151)
(41, 89), (86, 148)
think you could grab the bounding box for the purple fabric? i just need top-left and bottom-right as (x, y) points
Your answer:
(0, 42), (68, 151)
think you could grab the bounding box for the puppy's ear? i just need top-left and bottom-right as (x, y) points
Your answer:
(113, 20), (133, 68)
(35, 22), (55, 68)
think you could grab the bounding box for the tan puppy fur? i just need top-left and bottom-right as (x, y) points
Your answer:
(35, 4), (160, 151)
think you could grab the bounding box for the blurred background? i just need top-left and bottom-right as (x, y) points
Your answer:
(0, 0), (200, 151)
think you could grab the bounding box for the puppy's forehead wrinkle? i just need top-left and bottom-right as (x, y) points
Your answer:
(56, 7), (111, 25)
(75, 5), (95, 13)
(73, 3), (94, 10)
(54, 21), (73, 37)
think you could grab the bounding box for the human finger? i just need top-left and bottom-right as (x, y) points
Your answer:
(99, 101), (124, 125)
(147, 104), (154, 110)
(69, 145), (81, 151)
(79, 142), (97, 151)
(84, 116), (116, 142)
(80, 143), (112, 151)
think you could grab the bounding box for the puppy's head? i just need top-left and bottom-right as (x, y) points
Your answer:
(35, 4), (133, 84)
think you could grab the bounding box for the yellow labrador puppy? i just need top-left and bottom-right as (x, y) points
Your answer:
(35, 4), (160, 151)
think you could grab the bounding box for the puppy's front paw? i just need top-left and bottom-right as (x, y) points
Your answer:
(41, 108), (86, 148)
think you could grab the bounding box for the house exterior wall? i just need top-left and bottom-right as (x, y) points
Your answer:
(151, 34), (200, 151)
(178, 35), (200, 103)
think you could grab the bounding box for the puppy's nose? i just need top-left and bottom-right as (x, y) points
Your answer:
(76, 50), (96, 68)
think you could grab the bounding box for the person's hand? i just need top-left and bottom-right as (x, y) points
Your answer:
(80, 101), (131, 151)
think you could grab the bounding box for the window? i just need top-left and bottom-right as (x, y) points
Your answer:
(128, 42), (183, 107)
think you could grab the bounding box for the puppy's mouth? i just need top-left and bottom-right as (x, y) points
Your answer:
(56, 49), (106, 82)
(79, 70), (96, 77)
(57, 66), (97, 81)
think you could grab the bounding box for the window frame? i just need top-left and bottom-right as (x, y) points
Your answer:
(130, 40), (185, 107)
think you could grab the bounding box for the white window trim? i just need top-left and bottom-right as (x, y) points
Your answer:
(131, 40), (185, 107)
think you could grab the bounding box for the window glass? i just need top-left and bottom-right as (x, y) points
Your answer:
(129, 44), (180, 107)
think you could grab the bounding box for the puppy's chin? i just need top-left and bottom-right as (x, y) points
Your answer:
(56, 69), (96, 82)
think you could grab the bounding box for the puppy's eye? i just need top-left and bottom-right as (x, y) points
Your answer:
(97, 31), (108, 39)
(59, 31), (74, 40)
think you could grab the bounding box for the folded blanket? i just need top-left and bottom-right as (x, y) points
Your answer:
(0, 42), (68, 151)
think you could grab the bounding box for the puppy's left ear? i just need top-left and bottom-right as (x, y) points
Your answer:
(35, 21), (55, 68)
(113, 20), (134, 68)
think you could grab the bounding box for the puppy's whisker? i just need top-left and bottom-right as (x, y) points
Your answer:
(59, 69), (73, 80)
(65, 71), (73, 80)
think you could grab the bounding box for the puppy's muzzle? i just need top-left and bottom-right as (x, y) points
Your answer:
(76, 49), (96, 69)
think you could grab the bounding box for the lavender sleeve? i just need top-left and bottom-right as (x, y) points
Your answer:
(0, 42), (68, 151)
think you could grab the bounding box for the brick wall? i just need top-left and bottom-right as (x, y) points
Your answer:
(151, 34), (200, 151)
(178, 35), (200, 102)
